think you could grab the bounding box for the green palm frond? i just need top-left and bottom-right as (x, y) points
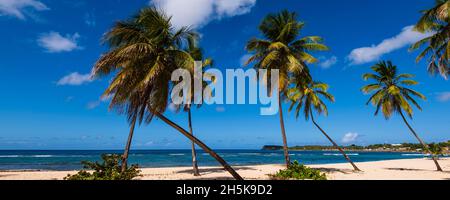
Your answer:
(361, 61), (426, 119)
(245, 10), (328, 94)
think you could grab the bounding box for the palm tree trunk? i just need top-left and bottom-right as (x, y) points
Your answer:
(121, 115), (137, 173)
(188, 108), (200, 176)
(310, 110), (361, 171)
(399, 111), (443, 171)
(278, 92), (291, 168)
(154, 112), (243, 180)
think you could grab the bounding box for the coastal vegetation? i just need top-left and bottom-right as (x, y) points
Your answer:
(287, 77), (360, 171)
(410, 0), (449, 79)
(171, 38), (214, 176)
(92, 7), (242, 180)
(64, 154), (141, 180)
(262, 141), (450, 153)
(82, 1), (448, 180)
(362, 61), (443, 171)
(245, 10), (328, 168)
(270, 161), (327, 180)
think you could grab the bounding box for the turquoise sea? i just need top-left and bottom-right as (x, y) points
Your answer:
(0, 150), (443, 171)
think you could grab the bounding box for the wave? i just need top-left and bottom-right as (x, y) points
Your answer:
(323, 153), (359, 156)
(169, 154), (185, 156)
(0, 155), (92, 158)
(0, 155), (53, 158)
(32, 155), (53, 158)
(401, 153), (428, 156)
(0, 155), (20, 158)
(237, 153), (262, 156)
(263, 153), (281, 157)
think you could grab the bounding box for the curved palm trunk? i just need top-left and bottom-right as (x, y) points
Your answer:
(188, 108), (200, 176)
(310, 110), (361, 171)
(121, 115), (137, 173)
(399, 111), (443, 171)
(278, 92), (291, 168)
(155, 112), (243, 180)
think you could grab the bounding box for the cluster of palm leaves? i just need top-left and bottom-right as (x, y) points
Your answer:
(245, 10), (331, 168)
(411, 0), (449, 79)
(92, 7), (241, 180)
(92, 2), (447, 181)
(361, 61), (443, 171)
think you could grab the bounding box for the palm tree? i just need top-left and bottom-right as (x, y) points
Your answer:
(429, 143), (444, 160)
(287, 76), (361, 171)
(361, 61), (443, 171)
(172, 37), (214, 176)
(92, 7), (243, 180)
(245, 10), (328, 167)
(410, 0), (449, 79)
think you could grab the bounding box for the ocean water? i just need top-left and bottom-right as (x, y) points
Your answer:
(0, 150), (443, 171)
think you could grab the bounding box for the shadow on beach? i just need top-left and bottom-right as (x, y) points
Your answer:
(176, 166), (257, 175)
(310, 167), (354, 174)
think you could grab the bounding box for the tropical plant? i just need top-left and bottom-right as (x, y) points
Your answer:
(287, 76), (361, 171)
(64, 154), (141, 180)
(245, 10), (328, 167)
(429, 143), (444, 160)
(270, 160), (327, 180)
(410, 0), (449, 79)
(171, 37), (214, 176)
(361, 61), (443, 171)
(92, 7), (243, 180)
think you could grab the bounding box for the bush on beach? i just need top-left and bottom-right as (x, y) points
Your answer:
(64, 154), (141, 180)
(270, 161), (327, 180)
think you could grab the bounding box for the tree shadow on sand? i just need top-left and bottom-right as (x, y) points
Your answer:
(310, 167), (355, 174)
(176, 166), (257, 175)
(385, 168), (431, 172)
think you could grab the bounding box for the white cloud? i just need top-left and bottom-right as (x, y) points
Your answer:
(0, 0), (49, 19)
(436, 92), (450, 102)
(342, 132), (359, 144)
(347, 25), (432, 65)
(319, 56), (337, 69)
(86, 101), (101, 110)
(37, 32), (81, 53)
(57, 72), (93, 86)
(87, 95), (112, 110)
(150, 0), (256, 28)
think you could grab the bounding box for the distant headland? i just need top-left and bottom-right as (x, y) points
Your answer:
(262, 141), (450, 153)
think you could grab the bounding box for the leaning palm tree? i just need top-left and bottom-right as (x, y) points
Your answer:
(171, 37), (214, 176)
(361, 61), (443, 171)
(410, 0), (449, 79)
(245, 10), (328, 167)
(92, 7), (243, 180)
(287, 76), (361, 171)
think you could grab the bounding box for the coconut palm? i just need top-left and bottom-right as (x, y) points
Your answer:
(92, 7), (243, 180)
(429, 143), (444, 160)
(410, 0), (449, 79)
(245, 10), (328, 167)
(171, 37), (214, 176)
(287, 76), (361, 171)
(361, 61), (443, 171)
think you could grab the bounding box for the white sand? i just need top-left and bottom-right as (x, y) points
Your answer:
(1, 158), (449, 180)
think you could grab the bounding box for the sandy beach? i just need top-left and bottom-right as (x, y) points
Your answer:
(1, 158), (449, 180)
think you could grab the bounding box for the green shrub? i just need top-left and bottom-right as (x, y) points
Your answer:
(64, 154), (141, 180)
(270, 161), (327, 180)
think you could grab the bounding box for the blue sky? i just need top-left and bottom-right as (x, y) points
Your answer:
(0, 0), (449, 150)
